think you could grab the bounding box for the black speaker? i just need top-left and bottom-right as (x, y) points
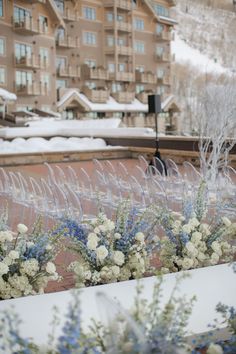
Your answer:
(148, 94), (162, 114)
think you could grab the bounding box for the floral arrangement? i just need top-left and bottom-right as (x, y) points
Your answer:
(0, 276), (196, 353)
(60, 201), (158, 288)
(155, 184), (236, 273)
(0, 213), (60, 300)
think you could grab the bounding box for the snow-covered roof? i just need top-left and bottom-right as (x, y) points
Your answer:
(0, 88), (17, 103)
(57, 90), (180, 113)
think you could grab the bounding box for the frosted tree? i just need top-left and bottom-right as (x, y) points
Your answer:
(196, 77), (236, 185)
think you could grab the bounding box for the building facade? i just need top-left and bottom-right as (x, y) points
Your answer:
(0, 0), (179, 132)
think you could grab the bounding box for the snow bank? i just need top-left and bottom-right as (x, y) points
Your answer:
(172, 33), (228, 74)
(0, 137), (109, 154)
(0, 88), (17, 102)
(27, 118), (121, 129)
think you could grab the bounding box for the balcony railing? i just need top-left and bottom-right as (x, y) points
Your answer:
(112, 91), (135, 103)
(135, 71), (156, 84)
(14, 55), (40, 69)
(62, 8), (79, 22)
(56, 36), (80, 48)
(117, 45), (133, 56)
(155, 52), (171, 62)
(155, 31), (171, 41)
(15, 82), (48, 96)
(116, 72), (134, 82)
(104, 20), (132, 32)
(57, 65), (81, 78)
(82, 86), (109, 103)
(12, 17), (48, 35)
(82, 65), (109, 80)
(136, 91), (154, 104)
(104, 0), (132, 10)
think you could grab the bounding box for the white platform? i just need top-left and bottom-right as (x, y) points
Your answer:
(0, 263), (235, 345)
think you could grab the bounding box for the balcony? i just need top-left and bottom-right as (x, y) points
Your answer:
(104, 0), (132, 10)
(62, 9), (79, 22)
(135, 71), (156, 84)
(155, 53), (171, 62)
(12, 17), (48, 35)
(57, 65), (81, 78)
(15, 82), (48, 96)
(82, 65), (109, 80)
(155, 31), (171, 41)
(112, 91), (135, 103)
(56, 36), (80, 49)
(116, 72), (134, 82)
(136, 91), (154, 104)
(157, 75), (171, 85)
(82, 86), (109, 103)
(117, 45), (133, 56)
(14, 55), (40, 70)
(104, 20), (132, 32)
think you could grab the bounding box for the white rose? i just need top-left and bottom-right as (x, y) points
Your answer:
(0, 262), (9, 275)
(185, 242), (198, 257)
(93, 227), (100, 234)
(191, 231), (202, 243)
(222, 217), (231, 227)
(96, 246), (108, 261)
(182, 224), (192, 234)
(114, 233), (121, 240)
(99, 225), (106, 233)
(8, 250), (19, 260)
(46, 244), (52, 251)
(87, 238), (98, 251)
(207, 343), (223, 354)
(111, 265), (120, 277)
(113, 251), (125, 266)
(135, 232), (145, 243)
(46, 262), (56, 274)
(211, 252), (220, 265)
(199, 223), (211, 236)
(173, 220), (181, 228)
(197, 252), (206, 262)
(17, 224), (28, 234)
(88, 233), (99, 242)
(189, 217), (200, 228)
(182, 258), (194, 270)
(211, 241), (222, 256)
(84, 270), (92, 280)
(0, 231), (13, 242)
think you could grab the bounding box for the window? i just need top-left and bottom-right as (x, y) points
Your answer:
(157, 86), (165, 95)
(0, 0), (3, 17)
(153, 4), (169, 17)
(117, 37), (125, 46)
(156, 46), (164, 56)
(134, 18), (144, 31)
(83, 32), (96, 45)
(39, 15), (48, 31)
(41, 73), (50, 89)
(136, 84), (144, 94)
(84, 59), (96, 68)
(54, 0), (64, 13)
(136, 65), (145, 72)
(108, 63), (115, 73)
(15, 43), (32, 61)
(85, 81), (96, 89)
(135, 41), (145, 54)
(39, 48), (49, 62)
(0, 67), (5, 85)
(0, 38), (5, 56)
(14, 6), (31, 23)
(106, 13), (113, 22)
(57, 27), (65, 39)
(56, 56), (66, 69)
(83, 7), (96, 20)
(157, 68), (164, 78)
(62, 109), (75, 120)
(15, 71), (32, 87)
(118, 63), (125, 72)
(117, 14), (124, 22)
(107, 36), (114, 47)
(156, 24), (164, 34)
(112, 83), (122, 93)
(56, 79), (66, 89)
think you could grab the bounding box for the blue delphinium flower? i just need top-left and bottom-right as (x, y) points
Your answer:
(55, 218), (87, 244)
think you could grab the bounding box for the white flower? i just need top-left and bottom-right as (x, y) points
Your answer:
(46, 244), (52, 251)
(197, 252), (207, 262)
(104, 220), (115, 232)
(114, 233), (121, 240)
(27, 242), (34, 248)
(199, 223), (211, 236)
(88, 233), (99, 242)
(99, 225), (106, 233)
(207, 343), (223, 354)
(211, 252), (220, 265)
(191, 231), (202, 244)
(96, 246), (108, 261)
(93, 227), (100, 234)
(87, 238), (98, 251)
(182, 257), (194, 270)
(84, 270), (92, 280)
(17, 224), (28, 234)
(189, 217), (200, 228)
(173, 220), (181, 228)
(185, 242), (198, 257)
(113, 251), (125, 266)
(222, 216), (231, 227)
(46, 262), (56, 274)
(0, 231), (13, 242)
(8, 250), (19, 260)
(111, 265), (120, 277)
(135, 232), (145, 243)
(0, 262), (9, 275)
(182, 224), (192, 234)
(211, 241), (222, 256)
(21, 259), (39, 277)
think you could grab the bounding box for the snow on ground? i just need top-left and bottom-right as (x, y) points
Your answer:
(172, 33), (228, 74)
(0, 137), (115, 154)
(26, 118), (121, 129)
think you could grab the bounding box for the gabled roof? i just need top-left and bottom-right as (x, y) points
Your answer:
(142, 0), (177, 25)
